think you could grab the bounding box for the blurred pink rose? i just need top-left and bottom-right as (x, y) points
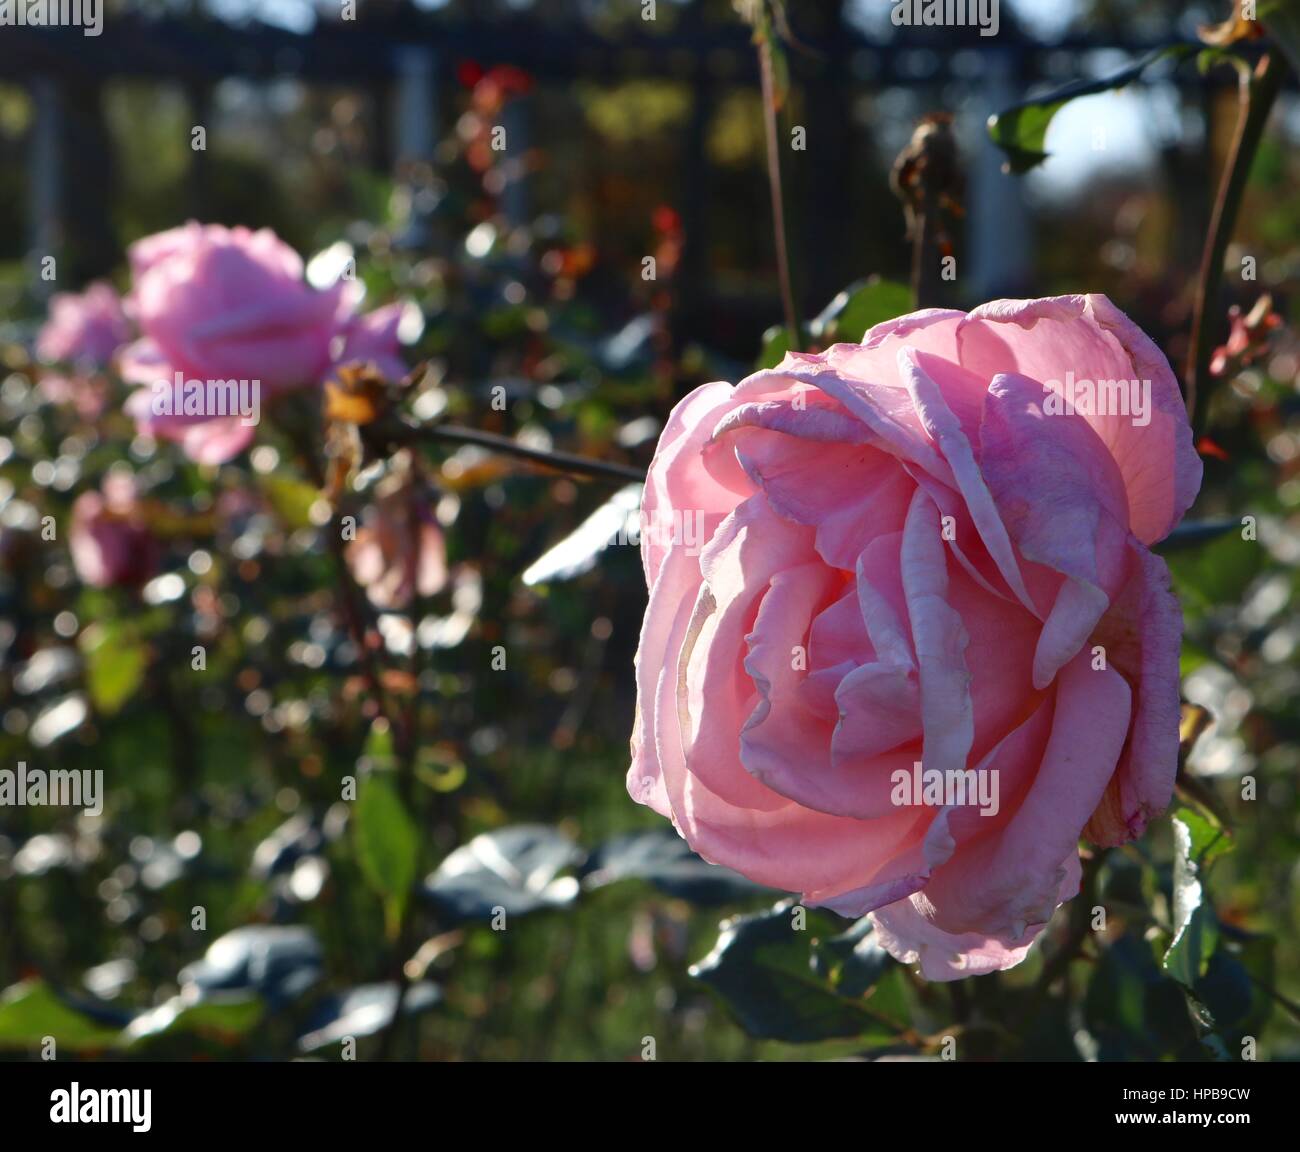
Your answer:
(36, 282), (132, 418)
(121, 223), (350, 464)
(629, 295), (1201, 980)
(346, 481), (448, 610)
(37, 282), (131, 366)
(332, 301), (409, 383)
(69, 474), (160, 589)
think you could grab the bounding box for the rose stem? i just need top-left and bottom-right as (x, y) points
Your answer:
(1185, 51), (1284, 436)
(280, 403), (407, 752)
(757, 20), (804, 351)
(374, 419), (648, 483)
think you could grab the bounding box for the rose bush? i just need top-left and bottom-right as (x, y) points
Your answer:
(629, 295), (1202, 980)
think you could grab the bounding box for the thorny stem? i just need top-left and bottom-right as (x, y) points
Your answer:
(373, 418), (647, 484)
(911, 190), (942, 311)
(757, 30), (804, 350)
(278, 404), (407, 754)
(1186, 52), (1284, 436)
(277, 401), (424, 1057)
(376, 453), (433, 1061)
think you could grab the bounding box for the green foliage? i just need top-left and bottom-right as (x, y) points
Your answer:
(988, 46), (1194, 173)
(810, 278), (911, 345)
(1164, 814), (1220, 987)
(354, 774), (420, 940)
(3, 9), (1298, 1066)
(0, 981), (122, 1053)
(690, 902), (906, 1044)
(79, 621), (148, 716)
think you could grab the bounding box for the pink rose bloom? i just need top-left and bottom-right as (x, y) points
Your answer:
(36, 282), (132, 419)
(121, 223), (350, 464)
(37, 282), (131, 367)
(331, 302), (409, 383)
(346, 483), (448, 610)
(629, 295), (1201, 980)
(69, 474), (160, 589)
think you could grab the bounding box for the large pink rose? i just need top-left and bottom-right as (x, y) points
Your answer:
(629, 295), (1202, 980)
(121, 223), (350, 464)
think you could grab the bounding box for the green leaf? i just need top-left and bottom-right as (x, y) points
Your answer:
(361, 719), (398, 770)
(1166, 528), (1262, 612)
(1196, 47), (1252, 80)
(1084, 933), (1199, 1060)
(690, 903), (906, 1044)
(581, 828), (767, 904)
(755, 323), (794, 369)
(354, 774), (420, 939)
(0, 980), (123, 1052)
(1155, 519), (1240, 553)
(79, 621), (148, 716)
(988, 46), (1194, 173)
(1171, 804), (1233, 868)
(738, 1), (790, 112)
(810, 916), (894, 998)
(810, 278), (912, 345)
(297, 982), (442, 1052)
(424, 825), (582, 921)
(1163, 815), (1219, 987)
(1262, 0), (1300, 78)
(122, 994), (263, 1047)
(262, 473), (321, 530)
(521, 484), (643, 586)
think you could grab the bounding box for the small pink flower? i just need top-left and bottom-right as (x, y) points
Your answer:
(69, 474), (160, 589)
(37, 282), (131, 367)
(346, 480), (448, 611)
(630, 295), (1201, 980)
(1209, 296), (1281, 378)
(36, 283), (132, 419)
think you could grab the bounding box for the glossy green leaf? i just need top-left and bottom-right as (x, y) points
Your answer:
(123, 994), (263, 1046)
(521, 484), (642, 586)
(179, 925), (323, 1005)
(581, 828), (767, 904)
(424, 825), (582, 922)
(1084, 933), (1199, 1060)
(810, 915), (894, 998)
(988, 46), (1193, 173)
(1172, 804), (1233, 868)
(297, 982), (441, 1052)
(810, 278), (911, 344)
(690, 903), (906, 1043)
(755, 323), (794, 369)
(1163, 815), (1219, 987)
(0, 980), (123, 1052)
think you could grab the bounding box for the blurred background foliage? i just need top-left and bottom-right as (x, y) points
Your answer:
(0, 0), (1298, 1061)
